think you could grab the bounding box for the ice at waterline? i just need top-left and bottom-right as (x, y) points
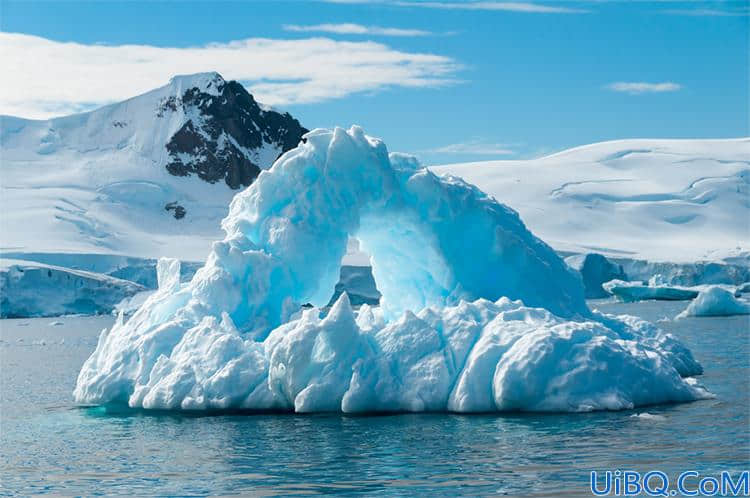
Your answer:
(74, 126), (710, 412)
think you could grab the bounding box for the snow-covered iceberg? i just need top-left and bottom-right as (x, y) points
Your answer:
(615, 258), (750, 288)
(74, 126), (709, 412)
(677, 286), (750, 318)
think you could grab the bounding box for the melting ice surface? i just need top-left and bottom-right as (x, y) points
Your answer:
(74, 126), (710, 412)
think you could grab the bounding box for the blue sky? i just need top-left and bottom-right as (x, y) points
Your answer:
(1, 0), (747, 164)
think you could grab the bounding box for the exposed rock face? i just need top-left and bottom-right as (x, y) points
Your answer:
(161, 75), (308, 189)
(164, 201), (186, 219)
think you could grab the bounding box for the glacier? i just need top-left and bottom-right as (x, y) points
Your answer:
(0, 258), (145, 318)
(0, 253), (202, 317)
(74, 126), (710, 412)
(433, 138), (749, 264)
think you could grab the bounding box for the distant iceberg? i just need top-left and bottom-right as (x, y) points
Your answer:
(603, 279), (700, 302)
(565, 253), (626, 299)
(677, 286), (750, 318)
(74, 126), (710, 413)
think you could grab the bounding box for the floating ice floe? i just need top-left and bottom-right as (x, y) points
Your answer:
(630, 412), (667, 421)
(676, 286), (750, 319)
(74, 126), (710, 413)
(604, 274), (746, 304)
(603, 279), (699, 302)
(616, 259), (750, 289)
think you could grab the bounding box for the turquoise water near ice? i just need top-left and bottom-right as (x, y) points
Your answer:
(1, 300), (748, 496)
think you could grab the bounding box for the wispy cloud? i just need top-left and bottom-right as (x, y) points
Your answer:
(283, 23), (433, 36)
(327, 1), (589, 13)
(662, 7), (750, 17)
(606, 82), (682, 95)
(0, 32), (462, 119)
(395, 1), (588, 13)
(427, 140), (516, 155)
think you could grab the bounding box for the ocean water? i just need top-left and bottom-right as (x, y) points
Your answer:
(1, 300), (748, 496)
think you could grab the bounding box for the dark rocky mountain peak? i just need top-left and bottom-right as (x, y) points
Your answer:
(158, 73), (308, 189)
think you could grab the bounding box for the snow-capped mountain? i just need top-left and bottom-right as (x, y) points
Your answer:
(433, 138), (750, 264)
(2, 76), (747, 269)
(158, 73), (307, 189)
(0, 72), (307, 260)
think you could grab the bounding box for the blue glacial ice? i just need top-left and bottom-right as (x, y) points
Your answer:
(602, 279), (700, 302)
(676, 286), (750, 318)
(0, 258), (146, 318)
(74, 126), (710, 412)
(565, 253), (626, 299)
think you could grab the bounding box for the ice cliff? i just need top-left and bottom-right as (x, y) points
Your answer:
(74, 126), (709, 412)
(0, 259), (145, 318)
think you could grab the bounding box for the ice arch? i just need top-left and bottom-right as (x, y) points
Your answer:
(212, 126), (586, 337)
(74, 127), (709, 412)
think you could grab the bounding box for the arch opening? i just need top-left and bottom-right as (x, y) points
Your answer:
(212, 125), (587, 337)
(326, 237), (380, 308)
(73, 126), (708, 414)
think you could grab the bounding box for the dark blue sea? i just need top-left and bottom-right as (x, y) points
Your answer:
(1, 300), (748, 496)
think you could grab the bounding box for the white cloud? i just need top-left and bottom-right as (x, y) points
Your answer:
(606, 82), (682, 95)
(427, 140), (515, 155)
(283, 23), (433, 36)
(0, 32), (461, 119)
(663, 7), (750, 16)
(381, 1), (587, 13)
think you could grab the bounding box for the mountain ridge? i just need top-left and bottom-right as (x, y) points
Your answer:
(1, 71), (307, 189)
(0, 72), (308, 259)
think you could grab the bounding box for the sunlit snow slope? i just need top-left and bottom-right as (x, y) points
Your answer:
(433, 139), (750, 263)
(0, 72), (306, 261)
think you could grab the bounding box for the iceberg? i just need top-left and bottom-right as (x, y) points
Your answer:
(602, 275), (745, 304)
(74, 126), (709, 412)
(614, 258), (750, 288)
(602, 279), (699, 302)
(565, 253), (626, 299)
(676, 286), (750, 318)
